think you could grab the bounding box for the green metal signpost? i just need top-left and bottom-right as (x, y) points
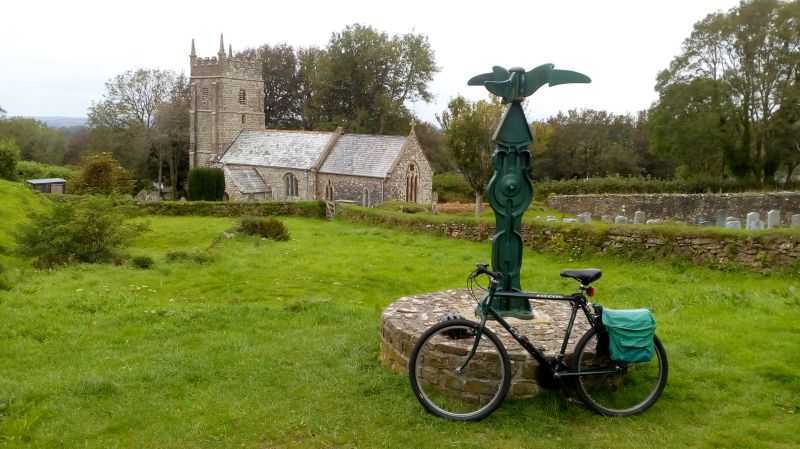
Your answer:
(468, 64), (590, 319)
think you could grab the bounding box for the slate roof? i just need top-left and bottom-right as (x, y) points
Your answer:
(319, 134), (407, 178)
(225, 167), (269, 193)
(219, 129), (410, 179)
(219, 130), (336, 169)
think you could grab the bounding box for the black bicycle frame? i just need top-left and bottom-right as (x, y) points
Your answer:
(459, 278), (619, 385)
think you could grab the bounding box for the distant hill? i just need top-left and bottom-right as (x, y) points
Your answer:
(31, 116), (88, 128)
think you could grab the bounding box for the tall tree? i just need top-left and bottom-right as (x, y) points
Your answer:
(0, 117), (67, 165)
(153, 74), (191, 199)
(438, 96), (504, 216)
(651, 0), (800, 182)
(87, 69), (179, 177)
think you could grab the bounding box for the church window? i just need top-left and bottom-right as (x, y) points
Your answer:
(405, 163), (419, 203)
(283, 173), (299, 198)
(241, 114), (246, 124)
(200, 87), (209, 106)
(324, 180), (335, 201)
(238, 89), (247, 105)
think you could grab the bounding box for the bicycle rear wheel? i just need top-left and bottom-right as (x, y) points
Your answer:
(571, 326), (668, 416)
(408, 319), (510, 421)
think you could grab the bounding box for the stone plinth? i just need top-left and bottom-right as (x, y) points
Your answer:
(380, 289), (591, 398)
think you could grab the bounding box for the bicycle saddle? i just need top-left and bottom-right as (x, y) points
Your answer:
(560, 268), (602, 285)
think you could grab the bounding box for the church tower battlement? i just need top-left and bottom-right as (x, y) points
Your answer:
(189, 34), (265, 168)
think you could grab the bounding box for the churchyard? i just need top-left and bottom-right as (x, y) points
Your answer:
(1, 183), (798, 448)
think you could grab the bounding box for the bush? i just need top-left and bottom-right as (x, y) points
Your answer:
(14, 196), (149, 268)
(433, 172), (473, 203)
(0, 138), (20, 181)
(131, 255), (154, 269)
(165, 249), (213, 264)
(15, 160), (76, 181)
(237, 216), (290, 241)
(187, 168), (225, 201)
(70, 152), (133, 195)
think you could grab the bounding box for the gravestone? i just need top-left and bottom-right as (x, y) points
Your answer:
(546, 216), (557, 222)
(767, 210), (779, 228)
(693, 214), (707, 226)
(726, 220), (742, 229)
(792, 214), (800, 228)
(135, 190), (148, 201)
(746, 212), (760, 230)
(431, 192), (438, 215)
(646, 219), (662, 225)
(634, 210), (646, 224)
(716, 209), (728, 227)
(563, 218), (578, 223)
(615, 215), (628, 225)
(601, 215), (613, 224)
(576, 212), (591, 224)
(753, 220), (764, 230)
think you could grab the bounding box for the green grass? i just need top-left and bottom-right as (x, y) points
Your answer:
(0, 214), (798, 448)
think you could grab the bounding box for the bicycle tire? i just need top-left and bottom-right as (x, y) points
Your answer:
(571, 326), (668, 416)
(408, 319), (511, 421)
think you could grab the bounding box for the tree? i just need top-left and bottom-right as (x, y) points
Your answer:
(70, 152), (133, 195)
(153, 74), (191, 199)
(0, 138), (20, 180)
(438, 96), (504, 216)
(0, 117), (67, 164)
(87, 69), (180, 177)
(652, 0), (800, 182)
(412, 122), (455, 173)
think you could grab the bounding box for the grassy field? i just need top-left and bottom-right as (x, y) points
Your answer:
(0, 186), (798, 448)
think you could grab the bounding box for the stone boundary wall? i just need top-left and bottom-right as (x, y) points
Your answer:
(337, 207), (800, 273)
(546, 192), (800, 224)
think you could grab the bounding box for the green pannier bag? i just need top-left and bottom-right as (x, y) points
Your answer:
(601, 308), (656, 363)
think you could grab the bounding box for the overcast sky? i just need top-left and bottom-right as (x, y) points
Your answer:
(0, 0), (742, 125)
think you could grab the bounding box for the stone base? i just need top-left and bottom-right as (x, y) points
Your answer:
(380, 289), (591, 398)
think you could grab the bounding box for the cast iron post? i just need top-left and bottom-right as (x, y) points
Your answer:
(468, 64), (590, 319)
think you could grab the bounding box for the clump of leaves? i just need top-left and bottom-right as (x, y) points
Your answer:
(14, 196), (149, 268)
(165, 250), (212, 264)
(131, 255), (154, 269)
(237, 216), (290, 241)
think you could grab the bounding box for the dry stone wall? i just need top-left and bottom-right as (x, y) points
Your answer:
(546, 192), (800, 225)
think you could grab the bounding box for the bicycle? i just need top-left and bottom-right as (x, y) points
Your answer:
(408, 263), (668, 421)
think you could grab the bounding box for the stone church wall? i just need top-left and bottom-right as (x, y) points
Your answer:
(254, 167), (316, 200)
(317, 173), (383, 206)
(385, 135), (433, 204)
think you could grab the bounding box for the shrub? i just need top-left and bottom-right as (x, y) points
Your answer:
(0, 138), (20, 181)
(14, 195), (149, 268)
(0, 274), (13, 291)
(165, 249), (213, 264)
(15, 160), (76, 181)
(433, 172), (473, 203)
(237, 216), (290, 241)
(187, 168), (225, 201)
(131, 255), (154, 269)
(70, 153), (133, 195)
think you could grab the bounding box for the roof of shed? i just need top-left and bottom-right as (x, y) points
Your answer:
(319, 134), (407, 178)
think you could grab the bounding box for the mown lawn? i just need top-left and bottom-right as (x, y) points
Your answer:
(1, 215), (798, 448)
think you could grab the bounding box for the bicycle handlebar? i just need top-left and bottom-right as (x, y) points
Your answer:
(472, 263), (501, 281)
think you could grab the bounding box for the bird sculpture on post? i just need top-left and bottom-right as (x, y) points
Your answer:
(468, 64), (590, 319)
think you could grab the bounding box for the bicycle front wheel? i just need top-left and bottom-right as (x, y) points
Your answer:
(571, 326), (668, 416)
(408, 319), (511, 421)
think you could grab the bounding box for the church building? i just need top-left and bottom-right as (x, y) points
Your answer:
(188, 36), (433, 205)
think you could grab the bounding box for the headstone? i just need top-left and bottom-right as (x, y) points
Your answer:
(767, 210), (779, 228)
(135, 189), (149, 201)
(615, 215), (628, 225)
(746, 212), (760, 230)
(792, 214), (800, 228)
(577, 212), (592, 224)
(546, 216), (557, 222)
(716, 209), (728, 227)
(431, 192), (438, 215)
(753, 220), (764, 230)
(563, 218), (578, 223)
(726, 220), (742, 229)
(634, 211), (646, 224)
(646, 219), (662, 225)
(693, 214), (707, 226)
(601, 215), (613, 224)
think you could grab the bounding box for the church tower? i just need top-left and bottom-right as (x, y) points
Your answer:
(189, 34), (265, 168)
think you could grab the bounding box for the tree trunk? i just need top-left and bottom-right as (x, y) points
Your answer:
(475, 192), (483, 217)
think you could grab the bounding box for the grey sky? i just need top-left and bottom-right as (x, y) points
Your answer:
(0, 0), (741, 125)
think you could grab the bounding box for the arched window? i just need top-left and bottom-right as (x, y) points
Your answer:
(283, 173), (298, 198)
(362, 188), (370, 207)
(238, 89), (247, 105)
(405, 162), (419, 203)
(324, 180), (335, 201)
